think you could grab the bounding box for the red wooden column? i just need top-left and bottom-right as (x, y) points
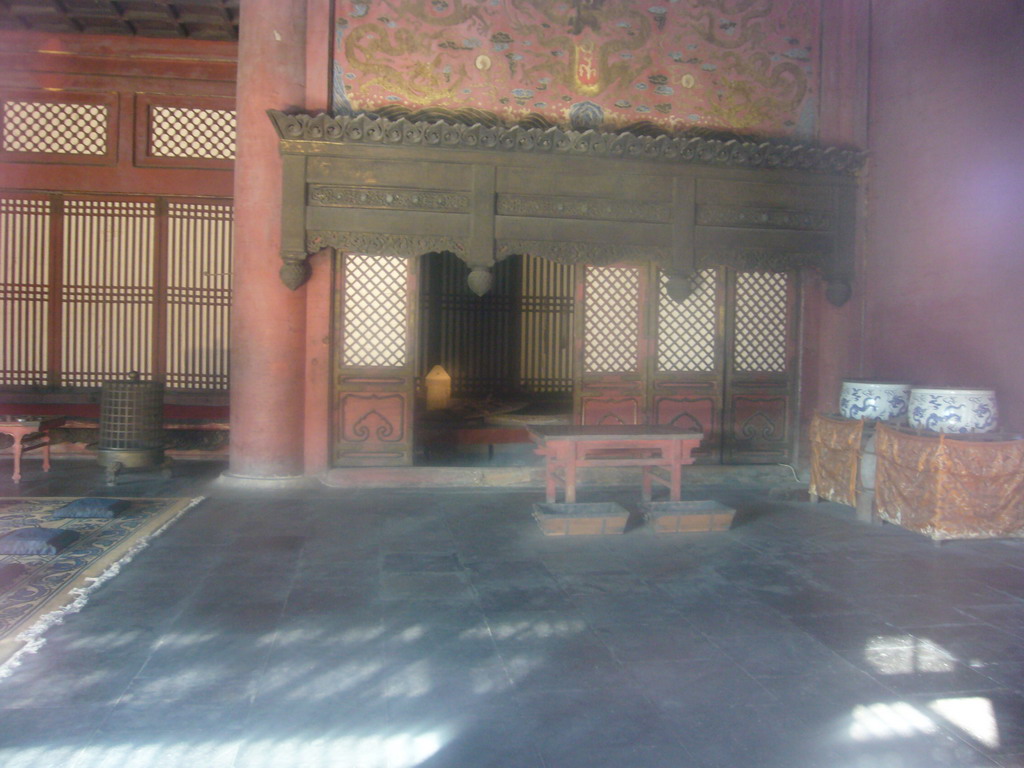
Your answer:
(798, 0), (870, 464)
(226, 0), (309, 481)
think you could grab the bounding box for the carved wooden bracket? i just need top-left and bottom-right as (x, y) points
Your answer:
(280, 251), (311, 291)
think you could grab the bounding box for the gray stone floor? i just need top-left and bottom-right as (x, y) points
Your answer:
(0, 458), (1022, 767)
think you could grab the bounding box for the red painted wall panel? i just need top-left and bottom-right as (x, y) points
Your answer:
(865, 0), (1024, 431)
(0, 31), (236, 198)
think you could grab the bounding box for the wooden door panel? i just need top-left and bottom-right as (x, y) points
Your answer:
(726, 392), (791, 462)
(580, 389), (643, 426)
(652, 386), (721, 461)
(650, 267), (724, 462)
(723, 270), (798, 464)
(575, 264), (647, 426)
(332, 253), (417, 466)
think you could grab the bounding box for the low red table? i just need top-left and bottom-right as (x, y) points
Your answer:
(0, 415), (65, 483)
(528, 425), (703, 504)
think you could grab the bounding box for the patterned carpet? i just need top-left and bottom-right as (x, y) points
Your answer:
(0, 496), (202, 673)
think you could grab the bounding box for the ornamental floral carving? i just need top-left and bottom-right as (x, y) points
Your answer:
(308, 185), (470, 212)
(696, 205), (832, 231)
(496, 194), (670, 223)
(306, 230), (466, 259)
(697, 249), (824, 272)
(269, 111), (865, 176)
(496, 239), (669, 266)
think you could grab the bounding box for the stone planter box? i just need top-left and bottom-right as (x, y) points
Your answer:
(641, 500), (735, 533)
(532, 502), (630, 536)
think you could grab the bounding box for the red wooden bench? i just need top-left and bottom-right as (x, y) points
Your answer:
(528, 425), (703, 504)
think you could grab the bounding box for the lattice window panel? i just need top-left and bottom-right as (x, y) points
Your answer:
(584, 266), (640, 374)
(166, 202), (233, 390)
(0, 196), (51, 385)
(519, 254), (574, 393)
(60, 200), (156, 387)
(151, 106), (236, 160)
(3, 101), (108, 155)
(733, 271), (789, 373)
(343, 254), (408, 368)
(658, 268), (717, 373)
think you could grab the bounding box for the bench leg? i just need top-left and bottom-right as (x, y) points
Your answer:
(11, 435), (23, 483)
(545, 464), (556, 503)
(669, 441), (683, 501)
(642, 467), (653, 502)
(565, 457), (577, 504)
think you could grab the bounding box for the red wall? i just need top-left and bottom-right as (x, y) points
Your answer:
(864, 0), (1024, 431)
(0, 31), (236, 197)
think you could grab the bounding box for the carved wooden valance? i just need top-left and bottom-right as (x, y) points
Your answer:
(270, 111), (862, 305)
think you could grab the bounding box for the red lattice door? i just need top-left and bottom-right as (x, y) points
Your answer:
(651, 266), (798, 464)
(651, 268), (726, 462)
(723, 269), (799, 463)
(333, 253), (418, 466)
(575, 264), (648, 425)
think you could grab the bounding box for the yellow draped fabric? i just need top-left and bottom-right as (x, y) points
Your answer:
(875, 423), (1024, 540)
(809, 413), (864, 507)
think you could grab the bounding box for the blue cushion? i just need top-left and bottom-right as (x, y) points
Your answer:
(0, 528), (80, 555)
(52, 498), (129, 519)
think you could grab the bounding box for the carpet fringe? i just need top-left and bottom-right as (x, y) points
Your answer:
(0, 496), (205, 681)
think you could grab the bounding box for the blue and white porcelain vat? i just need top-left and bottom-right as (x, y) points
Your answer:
(839, 380), (912, 421)
(908, 387), (998, 433)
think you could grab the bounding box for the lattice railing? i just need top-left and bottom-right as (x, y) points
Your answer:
(658, 268), (717, 373)
(733, 271), (789, 373)
(2, 100), (108, 155)
(584, 266), (640, 374)
(343, 254), (408, 368)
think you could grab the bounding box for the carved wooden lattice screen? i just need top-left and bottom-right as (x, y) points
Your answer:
(724, 270), (797, 462)
(0, 195), (50, 385)
(150, 106), (236, 161)
(0, 191), (232, 391)
(166, 201), (232, 390)
(61, 199), (156, 386)
(3, 101), (108, 155)
(653, 267), (724, 460)
(419, 252), (518, 397)
(577, 265), (646, 425)
(519, 254), (574, 397)
(334, 253), (417, 466)
(657, 269), (718, 374)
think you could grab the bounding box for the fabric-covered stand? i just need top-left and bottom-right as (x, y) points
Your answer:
(874, 423), (1024, 541)
(808, 413), (865, 509)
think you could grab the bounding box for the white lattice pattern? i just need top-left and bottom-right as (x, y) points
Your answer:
(166, 202), (233, 390)
(734, 271), (789, 373)
(61, 200), (156, 386)
(3, 101), (108, 155)
(343, 254), (408, 368)
(0, 196), (51, 385)
(658, 269), (717, 372)
(584, 266), (640, 374)
(151, 106), (236, 160)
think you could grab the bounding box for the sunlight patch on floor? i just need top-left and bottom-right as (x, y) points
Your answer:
(487, 616), (587, 641)
(861, 635), (956, 674)
(60, 729), (447, 768)
(848, 701), (939, 741)
(928, 696), (999, 749)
